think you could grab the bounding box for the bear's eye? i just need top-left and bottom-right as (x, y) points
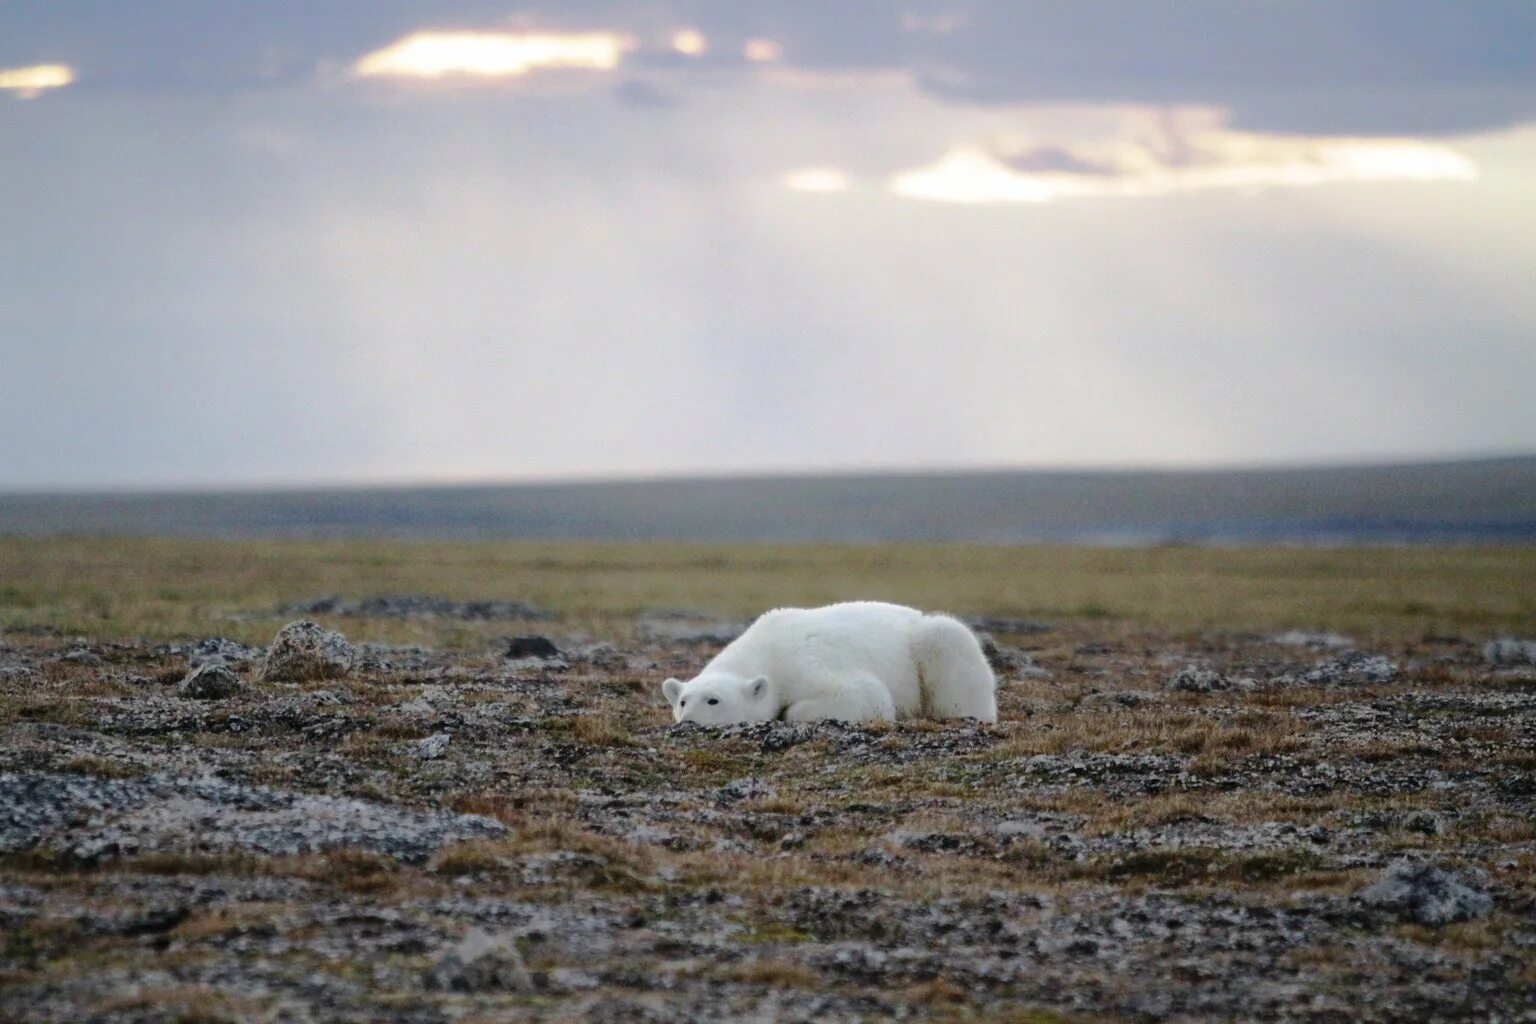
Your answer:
(707, 698), (719, 706)
(679, 700), (686, 707)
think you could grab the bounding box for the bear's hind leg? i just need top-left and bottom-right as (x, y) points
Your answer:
(783, 674), (896, 724)
(912, 615), (998, 722)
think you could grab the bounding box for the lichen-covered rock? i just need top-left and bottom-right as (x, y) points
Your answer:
(415, 732), (452, 759)
(1169, 665), (1230, 692)
(174, 636), (264, 669)
(980, 635), (1050, 678)
(1357, 858), (1492, 926)
(1484, 638), (1536, 666)
(176, 663), (244, 700)
(1295, 652), (1399, 687)
(716, 777), (775, 803)
(425, 928), (533, 993)
(261, 620), (355, 682)
(0, 772), (505, 863)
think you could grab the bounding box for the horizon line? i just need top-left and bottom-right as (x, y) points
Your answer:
(2, 449), (1533, 499)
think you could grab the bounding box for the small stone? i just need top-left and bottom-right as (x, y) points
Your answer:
(716, 777), (775, 803)
(506, 636), (561, 659)
(415, 732), (452, 759)
(1484, 638), (1536, 666)
(261, 621), (355, 682)
(425, 928), (533, 993)
(176, 663), (244, 700)
(1358, 858), (1492, 926)
(980, 635), (1047, 678)
(1169, 665), (1230, 692)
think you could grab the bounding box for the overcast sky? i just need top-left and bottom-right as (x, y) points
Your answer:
(2, 2), (1534, 489)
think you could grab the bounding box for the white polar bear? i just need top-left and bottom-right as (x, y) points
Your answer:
(661, 601), (997, 725)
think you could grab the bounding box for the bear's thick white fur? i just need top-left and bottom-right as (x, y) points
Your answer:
(661, 601), (997, 725)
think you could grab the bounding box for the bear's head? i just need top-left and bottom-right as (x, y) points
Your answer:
(661, 673), (775, 724)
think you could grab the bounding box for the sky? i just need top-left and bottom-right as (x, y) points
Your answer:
(1, 1), (1534, 490)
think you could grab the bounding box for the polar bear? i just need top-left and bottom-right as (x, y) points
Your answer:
(661, 601), (997, 725)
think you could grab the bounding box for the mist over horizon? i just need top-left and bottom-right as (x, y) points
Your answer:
(5, 454), (1533, 545)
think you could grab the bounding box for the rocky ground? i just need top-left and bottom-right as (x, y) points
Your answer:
(1, 611), (1534, 1023)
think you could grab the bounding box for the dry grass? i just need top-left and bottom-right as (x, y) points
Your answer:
(1, 538), (1533, 645)
(987, 708), (1306, 761)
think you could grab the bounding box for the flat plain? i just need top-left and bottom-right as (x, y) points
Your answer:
(1, 540), (1534, 1022)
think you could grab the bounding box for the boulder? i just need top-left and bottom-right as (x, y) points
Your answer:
(1358, 858), (1492, 926)
(176, 663), (244, 700)
(1168, 665), (1231, 692)
(1484, 638), (1536, 666)
(261, 621), (355, 682)
(425, 928), (533, 993)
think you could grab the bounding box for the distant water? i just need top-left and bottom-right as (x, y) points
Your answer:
(2, 456), (1534, 545)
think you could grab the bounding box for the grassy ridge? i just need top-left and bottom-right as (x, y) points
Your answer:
(1, 538), (1533, 645)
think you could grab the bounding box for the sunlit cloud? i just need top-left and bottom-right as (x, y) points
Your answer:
(782, 167), (851, 193)
(743, 39), (783, 63)
(892, 112), (1478, 203)
(353, 31), (630, 80)
(671, 28), (708, 57)
(0, 63), (75, 98)
(899, 11), (967, 35)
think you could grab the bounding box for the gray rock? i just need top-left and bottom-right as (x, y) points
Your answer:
(1169, 665), (1230, 692)
(0, 772), (505, 863)
(0, 664), (38, 682)
(980, 635), (1049, 678)
(176, 663), (244, 700)
(1358, 858), (1492, 926)
(176, 637), (264, 669)
(716, 777), (775, 803)
(506, 636), (561, 659)
(426, 928), (533, 992)
(261, 621), (355, 682)
(415, 732), (452, 759)
(1484, 638), (1536, 666)
(1295, 652), (1399, 686)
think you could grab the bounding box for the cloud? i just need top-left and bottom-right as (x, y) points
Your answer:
(671, 28), (708, 57)
(353, 31), (630, 80)
(912, 2), (1536, 135)
(743, 39), (783, 63)
(0, 63), (74, 98)
(782, 167), (850, 193)
(891, 111), (1478, 203)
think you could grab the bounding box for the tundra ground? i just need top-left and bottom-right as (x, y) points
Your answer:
(0, 541), (1533, 1022)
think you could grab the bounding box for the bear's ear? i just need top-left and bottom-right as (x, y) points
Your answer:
(745, 676), (770, 701)
(662, 678), (683, 706)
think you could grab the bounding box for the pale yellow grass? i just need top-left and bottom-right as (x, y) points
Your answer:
(0, 538), (1532, 645)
